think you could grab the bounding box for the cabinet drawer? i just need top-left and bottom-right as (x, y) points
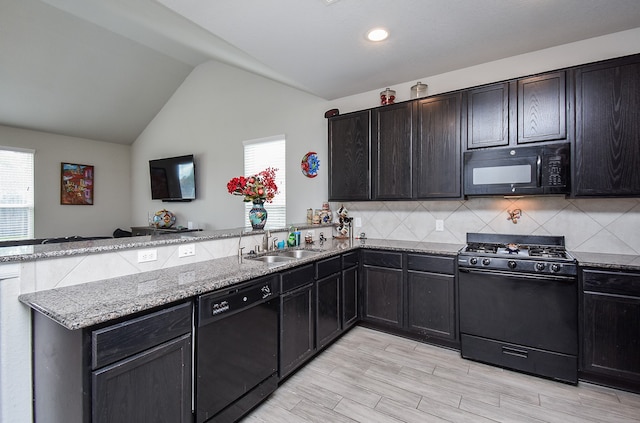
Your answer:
(92, 301), (192, 369)
(342, 251), (359, 269)
(281, 264), (315, 293)
(582, 269), (640, 297)
(362, 250), (403, 269)
(316, 256), (341, 279)
(461, 333), (577, 384)
(407, 254), (454, 274)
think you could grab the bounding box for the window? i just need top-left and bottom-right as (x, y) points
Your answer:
(0, 147), (35, 241)
(243, 136), (286, 228)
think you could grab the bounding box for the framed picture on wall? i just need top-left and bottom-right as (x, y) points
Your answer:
(60, 163), (94, 205)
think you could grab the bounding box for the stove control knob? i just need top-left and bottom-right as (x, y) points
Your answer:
(508, 260), (517, 269)
(469, 257), (478, 265)
(482, 258), (491, 266)
(535, 262), (546, 271)
(550, 263), (561, 273)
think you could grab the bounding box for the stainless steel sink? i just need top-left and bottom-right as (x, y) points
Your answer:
(248, 248), (323, 266)
(274, 249), (321, 259)
(250, 255), (295, 264)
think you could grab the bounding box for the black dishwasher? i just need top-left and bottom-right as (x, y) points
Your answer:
(196, 276), (279, 423)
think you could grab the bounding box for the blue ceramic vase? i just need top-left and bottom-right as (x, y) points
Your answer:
(249, 199), (267, 230)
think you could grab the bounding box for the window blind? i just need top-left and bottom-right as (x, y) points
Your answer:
(0, 147), (35, 240)
(243, 136), (286, 228)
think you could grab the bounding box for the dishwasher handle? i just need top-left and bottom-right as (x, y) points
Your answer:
(198, 277), (278, 326)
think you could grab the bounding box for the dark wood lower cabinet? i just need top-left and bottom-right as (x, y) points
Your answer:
(581, 268), (640, 392)
(406, 271), (455, 342)
(316, 273), (341, 350)
(342, 265), (359, 329)
(362, 266), (403, 328)
(32, 301), (193, 423)
(92, 334), (192, 423)
(360, 250), (458, 348)
(279, 283), (315, 378)
(361, 250), (404, 328)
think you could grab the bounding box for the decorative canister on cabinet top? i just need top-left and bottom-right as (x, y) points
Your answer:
(380, 88), (396, 105)
(411, 82), (428, 99)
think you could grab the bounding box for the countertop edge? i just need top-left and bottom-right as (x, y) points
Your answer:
(19, 240), (463, 330)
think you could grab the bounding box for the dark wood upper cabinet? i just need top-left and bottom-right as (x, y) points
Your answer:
(574, 55), (640, 196)
(467, 82), (510, 149)
(518, 71), (567, 144)
(328, 111), (370, 201)
(371, 102), (413, 199)
(414, 93), (462, 198)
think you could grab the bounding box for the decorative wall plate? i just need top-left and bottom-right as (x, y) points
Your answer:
(301, 151), (320, 178)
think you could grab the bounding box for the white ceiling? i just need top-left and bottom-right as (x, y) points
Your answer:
(1, 0), (640, 144)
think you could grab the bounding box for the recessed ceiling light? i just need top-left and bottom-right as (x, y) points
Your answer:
(367, 28), (389, 42)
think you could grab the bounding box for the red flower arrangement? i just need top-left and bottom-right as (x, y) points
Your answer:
(227, 167), (279, 203)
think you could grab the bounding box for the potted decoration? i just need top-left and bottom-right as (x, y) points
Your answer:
(226, 167), (278, 230)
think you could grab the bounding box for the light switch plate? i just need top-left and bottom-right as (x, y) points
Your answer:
(355, 217), (362, 228)
(436, 220), (444, 232)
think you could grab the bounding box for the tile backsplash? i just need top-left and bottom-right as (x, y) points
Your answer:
(335, 197), (640, 254)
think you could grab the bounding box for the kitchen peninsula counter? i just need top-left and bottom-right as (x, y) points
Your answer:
(18, 237), (462, 330)
(0, 226), (277, 263)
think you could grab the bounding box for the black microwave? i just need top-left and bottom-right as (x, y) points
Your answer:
(463, 143), (570, 196)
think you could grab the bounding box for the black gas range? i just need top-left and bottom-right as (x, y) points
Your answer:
(458, 233), (578, 384)
(458, 232), (577, 276)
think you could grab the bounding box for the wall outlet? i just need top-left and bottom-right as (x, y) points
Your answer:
(178, 244), (196, 258)
(307, 229), (315, 240)
(435, 220), (444, 232)
(137, 249), (157, 263)
(354, 217), (362, 228)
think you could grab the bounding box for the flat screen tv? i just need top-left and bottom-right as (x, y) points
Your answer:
(149, 154), (196, 201)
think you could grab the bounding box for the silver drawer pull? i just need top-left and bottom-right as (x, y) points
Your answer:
(502, 346), (528, 359)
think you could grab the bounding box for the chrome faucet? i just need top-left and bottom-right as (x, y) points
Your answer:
(237, 230), (244, 263)
(262, 230), (271, 252)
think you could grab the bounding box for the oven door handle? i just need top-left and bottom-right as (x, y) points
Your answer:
(459, 267), (575, 282)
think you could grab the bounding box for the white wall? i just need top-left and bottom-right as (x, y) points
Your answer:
(327, 27), (640, 114)
(131, 60), (329, 230)
(0, 125), (131, 238)
(131, 28), (640, 235)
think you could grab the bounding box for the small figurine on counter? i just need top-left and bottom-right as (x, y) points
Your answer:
(335, 204), (352, 239)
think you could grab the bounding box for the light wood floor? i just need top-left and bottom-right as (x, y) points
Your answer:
(246, 326), (640, 423)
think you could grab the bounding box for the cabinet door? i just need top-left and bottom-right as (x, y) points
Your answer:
(342, 266), (359, 329)
(92, 334), (192, 423)
(407, 271), (455, 341)
(316, 273), (341, 350)
(575, 55), (640, 196)
(582, 292), (640, 385)
(280, 284), (315, 378)
(372, 102), (413, 199)
(328, 111), (371, 200)
(414, 93), (462, 198)
(362, 265), (403, 328)
(467, 83), (509, 149)
(518, 72), (566, 144)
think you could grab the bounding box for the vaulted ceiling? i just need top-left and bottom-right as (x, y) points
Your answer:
(1, 0), (640, 144)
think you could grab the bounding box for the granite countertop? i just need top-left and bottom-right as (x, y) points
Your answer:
(569, 251), (640, 272)
(18, 238), (463, 330)
(0, 223), (339, 263)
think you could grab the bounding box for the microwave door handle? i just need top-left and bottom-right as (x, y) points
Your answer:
(536, 155), (542, 187)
